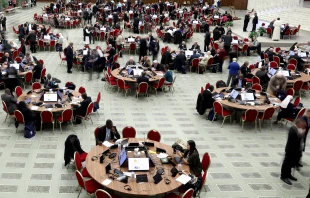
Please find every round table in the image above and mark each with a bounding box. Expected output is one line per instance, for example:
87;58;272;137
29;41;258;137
111;67;164;83
213;87;281;111
86;138;190;196
17;89;81;112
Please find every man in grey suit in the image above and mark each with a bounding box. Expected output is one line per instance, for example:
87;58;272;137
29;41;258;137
1;88;18;114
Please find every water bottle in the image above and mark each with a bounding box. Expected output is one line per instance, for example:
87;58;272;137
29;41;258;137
178;163;182;171
118;143;121;152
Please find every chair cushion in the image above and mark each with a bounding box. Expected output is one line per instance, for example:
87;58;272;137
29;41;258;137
222;109;232;116
82;167;91;177
80;152;88;162
85;178;102;194
302;85;309;90
163;192;180;198
124;85;130;90
57;115;63;122
110;81;117;86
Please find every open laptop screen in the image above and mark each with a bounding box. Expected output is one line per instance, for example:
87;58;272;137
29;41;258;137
128;158;149;171
44;93;58;102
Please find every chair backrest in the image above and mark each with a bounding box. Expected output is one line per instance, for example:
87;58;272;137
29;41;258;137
205;83;210;90
296;108;306;119
273;56;280;65
207;57;213;66
157;77;166;89
252;76;260;84
61;109;73;122
32;82;41;90
182;188;194;198
25;72;33;82
113;54;118;63
78;86;86;94
244;109;258;122
287;64;296;71
293;80;303;92
192;58;199;67
15;86;23;97
201;152;211;173
289;58;297;66
41;68;46;79
14;110;25;124
293;96;300;107
122;126;136;138
147;130;161;142
117;79;126;89
2;101;8;114
270;61;278;68
200;87;204;94
266;27;272;34
252;83;262;91
96;92;101;104
50;40;56;46
130;43;136;50
213;101;223;115
85;102;94;117
242;44;248;51
75;170;85;190
40;110;54;123
95;189;112;198
137;82;148;93
94;126;102;143
261;107;275;120
286;88;295;96
15;57;22;63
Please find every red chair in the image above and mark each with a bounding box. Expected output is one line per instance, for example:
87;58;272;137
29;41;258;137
283;108;306;125
76;170;101;198
15;86;23;97
147;130;161;142
252;76;260;84
266;27;272;37
273;56;280;66
269;61;278;69
163;188;194;198
49;40;56;51
205;83;210;90
275;47;281;53
151;77;165;95
66;20;71;29
293;80;303;97
38;40;46;51
286;88;295;96
40;110;55;133
112;54;118;64
243;38;249;42
213;101;232;128
249;64;255;70
200;87;204;94
15;57;22;63
240;44;248;56
190;58;200;73
257;107;275;131
293;96;300;108
240;109;258;132
287;64;296;71
252;83;262;91
59;51;66;66
105;74;117;91
302;82;310;94
78;86;86;94
129;43;136;54
139;25;145;34
283;28;291;39
74;151;89;176
57;109;74;132
100;32;105;41
95;92;101;116
289;58;297;66
40;68;46;82
136;82;148;99
2;101;14;126
165;76;176;93
95;189;121;198
76;102;94;128
14;110;25;133
32;82;41;90
122;126;136;138
117;79;131;97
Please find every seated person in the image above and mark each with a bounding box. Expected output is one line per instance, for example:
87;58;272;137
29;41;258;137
137;71;149;84
151;60;164;71
176;140;202;176
266;48;276;61
247;36;261;56
301;41;310;52
125;57;136;66
1;53;12;63
289;50;305;71
74;93;92;124
267;73;287;95
96;119;120;144
189;50;201;65
44;73;61;88
231;74;246;88
198;51;213;68
140;56;150;67
258;58;270;68
281;23;290;39
23;52;34;63
1;88;18;114
18;101;41;130
164;65;173;84
203;85;215;109
178;41;187;50
190;41;200;51
255;66;270;89
240;61;252;78
9;40;18;49
274;96;299;124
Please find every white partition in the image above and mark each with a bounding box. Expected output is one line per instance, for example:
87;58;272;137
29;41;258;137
247;0;303;15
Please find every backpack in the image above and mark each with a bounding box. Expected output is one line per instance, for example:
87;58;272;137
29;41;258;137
181;65;187;74
207;107;217;121
276;90;286;101
24;122;35;138
216;80;226;88
66;82;76;90
93;102;99;112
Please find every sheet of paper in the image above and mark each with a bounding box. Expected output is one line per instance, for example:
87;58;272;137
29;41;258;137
176;174;191;185
47;108;53;111
157;153;168;158
101;179;112;186
30;95;37;98
31;106;39;110
103;141;114;147
123;172;136;178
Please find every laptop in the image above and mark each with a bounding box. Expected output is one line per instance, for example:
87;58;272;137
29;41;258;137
128;158;149;171
136;174;148;183
10;63;20;70
128;67;133;75
44;93;58;102
118;148;127;167
229;89;239;99
240;92;255;101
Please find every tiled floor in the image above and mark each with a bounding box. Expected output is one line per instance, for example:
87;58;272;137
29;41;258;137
0;3;310;198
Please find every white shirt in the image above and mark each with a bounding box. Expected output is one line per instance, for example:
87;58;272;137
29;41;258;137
105;128;111;141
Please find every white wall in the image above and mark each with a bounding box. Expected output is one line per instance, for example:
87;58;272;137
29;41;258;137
247;0;303;15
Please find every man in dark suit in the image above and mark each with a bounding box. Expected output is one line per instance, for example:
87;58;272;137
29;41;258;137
1;53;12;63
190;42;200;51
106;44;116;62
203;85;215;109
1;88;18;114
252;13;258;31
50;2;54;13
281;118;306;185
139;38;147;61
289;50;305;71
204;31;211;52
18;23;25;42
74;93;92;124
96;119;120;144
189;50;201;65
133;16;139;34
28;30;37;53
255;66;270;89
266;48;276;61
213;26;221;41
302;110;310;152
137;71;149;84
66;42;73;73
231;74;246;88
151;60;164;71
179;41;187;50
281;23;290;39
243;13;250;32
223;33;232;52
174;50;186;72
161;47;173;69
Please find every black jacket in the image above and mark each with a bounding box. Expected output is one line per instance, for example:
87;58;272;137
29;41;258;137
33;63;43;79
302;115;310;151
66;46;73;61
137;76;149;84
139;39;148;57
28;32;36;42
285;126;303;155
97;125;120;144
19;25;25;36
205;32;211;43
244;14;250;23
255;70;269;87
224;35;232;47
253;16;258;24
75;97;92;116
190;44;200;51
179;43;187;50
161;51;172;65
203;90;215;109
64;134;85;166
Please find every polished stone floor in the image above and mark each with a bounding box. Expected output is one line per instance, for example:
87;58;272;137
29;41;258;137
0;3;310;198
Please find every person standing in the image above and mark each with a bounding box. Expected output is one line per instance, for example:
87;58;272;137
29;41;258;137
243;13;250;32
280;118;306;185
139;38;147;61
272;18;281;41
204;31;211;52
226;58;240;86
1;14;6;31
28;30;37;53
302;110;310;151
66;42;73;74
252;13;258;32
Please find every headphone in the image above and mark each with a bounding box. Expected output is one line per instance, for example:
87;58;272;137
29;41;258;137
124;185;132;191
91;156;98;161
164;177;171;184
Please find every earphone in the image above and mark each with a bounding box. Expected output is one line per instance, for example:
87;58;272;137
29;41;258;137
124;185;132;191
164;177;171;184
91;156;98;161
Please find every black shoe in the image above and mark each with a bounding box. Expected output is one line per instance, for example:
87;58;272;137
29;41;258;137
281;177;292;185
288;175;297;181
67;71;72;73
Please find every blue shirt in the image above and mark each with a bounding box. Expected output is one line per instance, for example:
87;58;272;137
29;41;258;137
164;70;173;83
237;79;242;88
228;62;240;75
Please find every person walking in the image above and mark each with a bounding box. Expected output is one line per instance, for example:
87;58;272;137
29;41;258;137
226;58;240;86
66;42;74;74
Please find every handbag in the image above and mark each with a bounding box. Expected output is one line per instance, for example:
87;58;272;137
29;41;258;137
24;122;35;138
